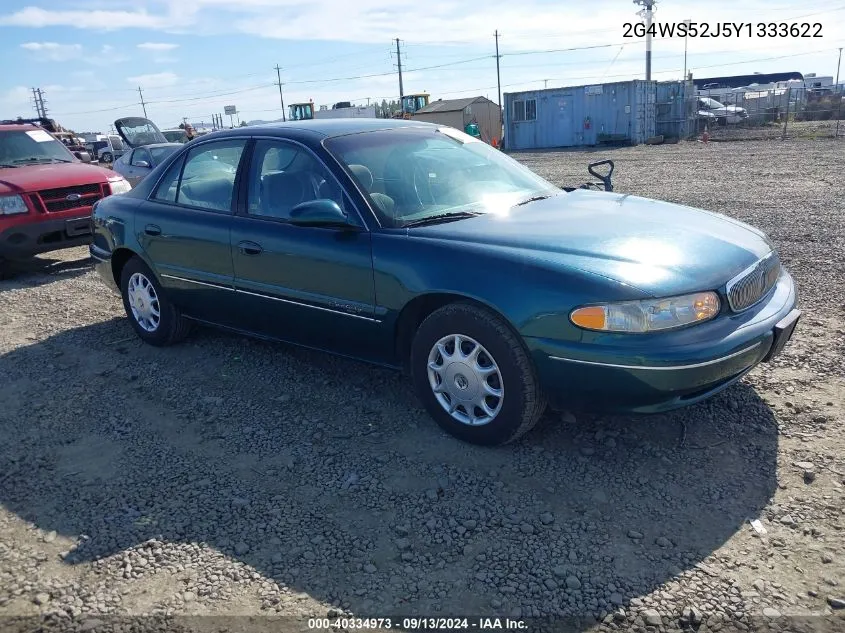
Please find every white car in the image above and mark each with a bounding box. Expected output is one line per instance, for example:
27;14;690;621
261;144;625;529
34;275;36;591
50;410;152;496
697;97;749;125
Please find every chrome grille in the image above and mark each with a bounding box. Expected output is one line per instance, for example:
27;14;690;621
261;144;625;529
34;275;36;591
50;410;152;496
726;252;781;312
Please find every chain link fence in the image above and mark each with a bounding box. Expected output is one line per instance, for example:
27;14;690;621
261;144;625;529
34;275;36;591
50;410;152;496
687;85;844;141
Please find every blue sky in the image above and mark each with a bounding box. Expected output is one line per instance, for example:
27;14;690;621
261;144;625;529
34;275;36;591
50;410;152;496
1;0;843;132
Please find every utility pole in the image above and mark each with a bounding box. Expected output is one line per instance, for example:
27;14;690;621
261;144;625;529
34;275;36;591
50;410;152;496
836;47;842;139
633;0;656;81
274;65;287;122
494;30;502;139
682;18;691;81
31;88;47;118
138;86;147;118
395;38;404;99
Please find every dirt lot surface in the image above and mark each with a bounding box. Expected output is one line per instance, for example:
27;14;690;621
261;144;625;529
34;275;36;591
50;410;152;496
1;139;843;633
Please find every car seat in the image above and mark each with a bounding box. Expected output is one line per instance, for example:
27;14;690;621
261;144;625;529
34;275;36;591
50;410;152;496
348;164;395;218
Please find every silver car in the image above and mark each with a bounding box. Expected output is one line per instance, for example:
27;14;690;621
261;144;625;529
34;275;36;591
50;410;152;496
112;143;181;187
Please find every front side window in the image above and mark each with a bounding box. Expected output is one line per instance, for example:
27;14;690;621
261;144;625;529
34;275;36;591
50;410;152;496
151;139;246;212
131;148;151;166
246;139;346;221
324;127;560;228
0;129;74;167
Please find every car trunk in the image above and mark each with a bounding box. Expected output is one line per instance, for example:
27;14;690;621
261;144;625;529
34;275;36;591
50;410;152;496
114;116;169;149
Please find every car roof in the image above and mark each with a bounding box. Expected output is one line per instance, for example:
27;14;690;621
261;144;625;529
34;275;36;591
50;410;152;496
0;123;42;132
245;118;437;137
137;142;183;149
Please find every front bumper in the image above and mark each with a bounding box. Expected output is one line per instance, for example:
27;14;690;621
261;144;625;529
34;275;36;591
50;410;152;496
528;271;799;413
90;243;119;293
0;215;93;259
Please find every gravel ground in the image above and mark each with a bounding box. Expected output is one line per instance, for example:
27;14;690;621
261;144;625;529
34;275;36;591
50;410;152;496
0;138;843;633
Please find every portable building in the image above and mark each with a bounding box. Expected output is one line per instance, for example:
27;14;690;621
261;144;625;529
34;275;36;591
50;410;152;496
412;97;501;144
503;80;663;150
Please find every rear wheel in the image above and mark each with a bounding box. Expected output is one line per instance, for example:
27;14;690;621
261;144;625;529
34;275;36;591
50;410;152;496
101;152;113;163
119;256;192;346
410;303;546;446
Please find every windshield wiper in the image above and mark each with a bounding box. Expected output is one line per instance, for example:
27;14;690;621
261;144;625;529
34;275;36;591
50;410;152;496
402;211;484;228
514;194;553;207
13;157;71;164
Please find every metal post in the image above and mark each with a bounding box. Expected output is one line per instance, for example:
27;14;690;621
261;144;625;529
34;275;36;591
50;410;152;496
274;65;286;122
138;86;147;118
836;48;842;139
782;86;791;140
683;19;691;81
634;0;655;80
495;30;502;144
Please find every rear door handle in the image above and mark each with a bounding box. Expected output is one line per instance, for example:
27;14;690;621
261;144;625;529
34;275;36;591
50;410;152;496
144;224;161;236
238;240;263;255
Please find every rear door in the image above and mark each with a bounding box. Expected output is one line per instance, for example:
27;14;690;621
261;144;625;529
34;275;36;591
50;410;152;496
137;137;248;323
114;116;169;149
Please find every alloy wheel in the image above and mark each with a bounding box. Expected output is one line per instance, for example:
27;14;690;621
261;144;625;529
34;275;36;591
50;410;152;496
426;333;504;426
126;272;161;332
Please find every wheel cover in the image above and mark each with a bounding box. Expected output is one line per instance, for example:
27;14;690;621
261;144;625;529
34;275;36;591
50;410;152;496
127;272;161;333
427;333;504;426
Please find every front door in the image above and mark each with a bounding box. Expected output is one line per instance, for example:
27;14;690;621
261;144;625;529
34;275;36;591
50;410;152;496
138;137;248;323
229;139;381;360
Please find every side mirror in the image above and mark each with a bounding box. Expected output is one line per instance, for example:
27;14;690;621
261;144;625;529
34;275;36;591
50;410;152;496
133;160;150;168
289;199;355;228
74;151;91;163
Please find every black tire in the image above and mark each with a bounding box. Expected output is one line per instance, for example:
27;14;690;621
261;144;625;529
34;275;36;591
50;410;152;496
102;152;113;163
716;117;727;127
410;303;546;446
119;256;192;346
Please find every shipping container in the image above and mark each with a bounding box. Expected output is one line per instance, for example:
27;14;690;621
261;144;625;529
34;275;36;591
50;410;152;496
504;80;662;150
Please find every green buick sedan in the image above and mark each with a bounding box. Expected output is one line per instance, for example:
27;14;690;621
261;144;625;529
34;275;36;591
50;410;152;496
90;118;800;446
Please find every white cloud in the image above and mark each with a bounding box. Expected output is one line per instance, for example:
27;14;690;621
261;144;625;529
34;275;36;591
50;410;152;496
0;6;170;30
137;42;179;51
20;41;83;61
127;71;180;88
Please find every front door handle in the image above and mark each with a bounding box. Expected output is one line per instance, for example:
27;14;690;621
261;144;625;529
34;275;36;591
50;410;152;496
238;240;263;255
144;224;161;236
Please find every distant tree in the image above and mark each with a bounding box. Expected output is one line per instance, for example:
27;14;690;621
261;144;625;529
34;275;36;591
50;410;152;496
178;122;185;129
239;121;248;127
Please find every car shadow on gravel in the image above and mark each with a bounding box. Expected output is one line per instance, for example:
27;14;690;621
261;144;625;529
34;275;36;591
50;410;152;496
0;254;92;288
0;319;779;626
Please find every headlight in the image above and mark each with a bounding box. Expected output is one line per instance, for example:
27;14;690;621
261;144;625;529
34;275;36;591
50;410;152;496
0;194;29;215
570;291;721;333
108;178;132;195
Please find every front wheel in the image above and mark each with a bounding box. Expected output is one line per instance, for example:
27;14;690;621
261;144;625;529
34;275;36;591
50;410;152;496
119;256;192;346
410;303;546;446
101;152;113;163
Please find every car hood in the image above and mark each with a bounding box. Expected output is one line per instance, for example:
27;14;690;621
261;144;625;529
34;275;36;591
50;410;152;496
409;189;773;297
0;162;114;195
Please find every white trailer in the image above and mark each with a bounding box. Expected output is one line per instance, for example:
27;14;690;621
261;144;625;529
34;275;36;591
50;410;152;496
314;105;376;119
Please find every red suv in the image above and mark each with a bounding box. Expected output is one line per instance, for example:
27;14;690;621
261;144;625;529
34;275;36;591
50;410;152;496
0;122;131;268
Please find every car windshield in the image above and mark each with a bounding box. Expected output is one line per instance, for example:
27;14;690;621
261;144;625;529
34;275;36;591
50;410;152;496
163;130;188;143
700;97;725;109
0;129;75;166
324;127;560;228
150;145;179;163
